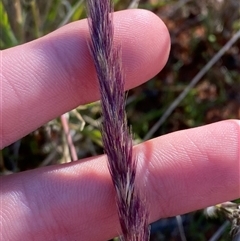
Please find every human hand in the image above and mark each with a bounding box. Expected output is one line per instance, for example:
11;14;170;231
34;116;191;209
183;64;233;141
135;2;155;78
1;9;239;241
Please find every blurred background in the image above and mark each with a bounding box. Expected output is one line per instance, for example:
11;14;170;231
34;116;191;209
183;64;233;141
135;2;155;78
1;0;240;240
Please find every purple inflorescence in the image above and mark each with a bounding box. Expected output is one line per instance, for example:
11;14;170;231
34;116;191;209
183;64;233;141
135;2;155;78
86;0;149;240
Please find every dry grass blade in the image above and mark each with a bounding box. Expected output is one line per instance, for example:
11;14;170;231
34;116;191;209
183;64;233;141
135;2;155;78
143;29;240;141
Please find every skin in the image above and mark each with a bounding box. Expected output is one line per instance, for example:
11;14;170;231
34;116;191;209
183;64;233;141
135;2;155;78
0;9;239;241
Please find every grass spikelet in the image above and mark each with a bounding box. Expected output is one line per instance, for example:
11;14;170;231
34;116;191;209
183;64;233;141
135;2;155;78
86;1;150;240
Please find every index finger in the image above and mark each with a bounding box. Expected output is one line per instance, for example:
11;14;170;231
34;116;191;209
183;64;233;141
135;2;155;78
1;9;170;148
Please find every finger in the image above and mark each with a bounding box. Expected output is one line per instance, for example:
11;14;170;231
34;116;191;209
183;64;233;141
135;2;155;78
1;9;170;148
1;120;239;241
